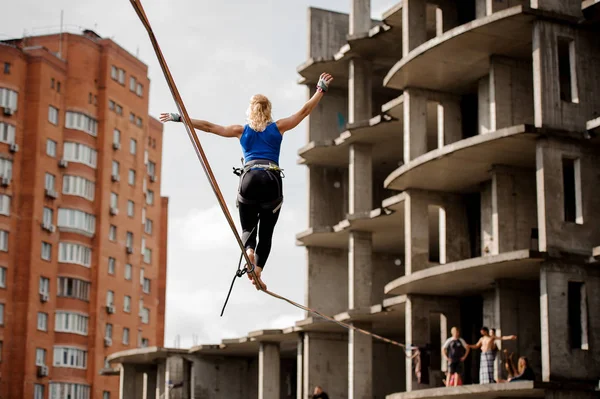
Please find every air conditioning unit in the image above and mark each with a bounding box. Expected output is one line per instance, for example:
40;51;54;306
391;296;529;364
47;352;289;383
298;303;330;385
109;207;118;216
41;222;55;233
111;174;120;182
106;304;115;314
126;246;133;254
3;108;14;116
37;365;49;377
58;159;68;168
45;189;58;199
104;337;113;347
9;143;18;153
112;142;120;150
39;292;49;303
1;177;9;187
150;175;156;182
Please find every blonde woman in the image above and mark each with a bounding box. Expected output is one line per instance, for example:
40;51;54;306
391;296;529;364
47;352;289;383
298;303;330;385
160;72;333;289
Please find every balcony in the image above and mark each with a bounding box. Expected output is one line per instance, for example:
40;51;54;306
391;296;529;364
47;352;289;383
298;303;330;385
386;381;544;399
385;249;546;297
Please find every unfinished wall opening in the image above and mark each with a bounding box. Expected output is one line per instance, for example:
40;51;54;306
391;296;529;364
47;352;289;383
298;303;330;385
557;37;579;103
461;93;478;139
465;193;482;258
429;312;445;373
428;205;445;264
562;157;583;224
426;101;442;152
568;281;589;350
426;4;439;40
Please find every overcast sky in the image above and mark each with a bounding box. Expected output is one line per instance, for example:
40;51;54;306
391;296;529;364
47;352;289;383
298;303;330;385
4;0;398;348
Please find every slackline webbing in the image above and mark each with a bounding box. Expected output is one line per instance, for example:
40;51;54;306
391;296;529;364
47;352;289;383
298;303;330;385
129;0;417;357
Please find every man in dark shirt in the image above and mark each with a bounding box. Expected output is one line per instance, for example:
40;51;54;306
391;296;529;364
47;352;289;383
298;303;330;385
313;386;329;399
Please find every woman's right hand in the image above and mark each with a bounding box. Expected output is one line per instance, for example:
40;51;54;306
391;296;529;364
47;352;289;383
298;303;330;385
159;112;181;123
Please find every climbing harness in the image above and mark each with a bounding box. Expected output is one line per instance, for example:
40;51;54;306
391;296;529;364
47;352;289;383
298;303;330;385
129;0;417;358
233;158;285;213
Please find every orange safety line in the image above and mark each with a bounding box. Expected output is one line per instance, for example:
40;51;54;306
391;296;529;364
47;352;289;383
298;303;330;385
129;0;417;358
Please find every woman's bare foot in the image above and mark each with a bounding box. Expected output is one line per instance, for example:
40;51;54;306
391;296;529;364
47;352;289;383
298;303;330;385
250;266;267;291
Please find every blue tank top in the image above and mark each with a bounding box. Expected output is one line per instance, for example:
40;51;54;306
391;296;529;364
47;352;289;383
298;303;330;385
240;122;282;165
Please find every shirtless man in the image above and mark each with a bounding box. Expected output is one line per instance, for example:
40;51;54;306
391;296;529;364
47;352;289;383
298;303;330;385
469;326;517;384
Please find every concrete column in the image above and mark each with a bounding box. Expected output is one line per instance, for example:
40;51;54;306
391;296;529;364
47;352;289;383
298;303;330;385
350;0;370;36
349;144;372;214
349;231;372;309
349;322;373;399
441;99;462;146
481;181;494;256
404;191;429;275
402;0;428;57
120;364;142;399
156;361;166;399
307;248;348;316
303;332;348;398
183;360;192;399
530;0;582;17
146;368;157;399
478;76;493;134
349;59;372;123
259;342;281;399
296;334;304;399
403;89;428;164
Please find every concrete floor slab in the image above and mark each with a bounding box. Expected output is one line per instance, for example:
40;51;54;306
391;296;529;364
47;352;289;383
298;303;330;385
297;57;349;86
382;1;402;28
385;250;545;297
583;0;600;20
297;140;348;167
335;24;402;68
384;125;539;192
587;116;600;133
107;347;188;365
333;296;407;336
593;246;600;260
386;381;543;399
382;94;405;120
384;6;536;93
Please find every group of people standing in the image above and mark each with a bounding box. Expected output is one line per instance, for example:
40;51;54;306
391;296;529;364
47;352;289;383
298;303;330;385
442;326;534;386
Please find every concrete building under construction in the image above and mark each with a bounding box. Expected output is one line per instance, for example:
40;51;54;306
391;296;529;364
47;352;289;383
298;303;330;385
108;0;600;398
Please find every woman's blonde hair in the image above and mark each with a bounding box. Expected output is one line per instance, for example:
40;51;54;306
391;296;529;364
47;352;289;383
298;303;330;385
246;94;272;132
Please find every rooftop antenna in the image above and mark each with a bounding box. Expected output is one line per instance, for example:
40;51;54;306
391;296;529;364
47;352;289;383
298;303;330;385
58;10;64;58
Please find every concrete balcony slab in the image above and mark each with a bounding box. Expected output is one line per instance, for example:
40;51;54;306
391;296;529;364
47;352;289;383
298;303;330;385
334;24;402;68
587;116;600;134
593;246;600;260
297;57;349;86
386;381;544;399
295;316;347;333
297;194;406;253
583;0;600;20
385;250;546;297
384;125;539;193
384;6;536;93
107;346;188;365
382;2;403;28
297;140;348;167
334;295;407;336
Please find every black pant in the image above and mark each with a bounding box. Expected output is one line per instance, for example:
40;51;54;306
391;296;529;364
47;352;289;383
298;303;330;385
238;168;282;268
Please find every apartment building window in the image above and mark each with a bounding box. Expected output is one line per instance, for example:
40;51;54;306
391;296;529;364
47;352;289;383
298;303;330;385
56;81;61;93
35;348;46;366
111;65;125;85
58;242;92;267
34;384;44;399
124;295;131;312
65;111;98;137
63;142;98;168
125;263;132;280
147;160;156;178
0;88;18;111
136;117;142;127
113;129;120;145
39;277;50;295
0;194;10;216
116;104;123;115
57;208;96;235
557;37;579;103
0;159;11;180
126;232;133;249
45;173;55;191
53;346;87;369
55;311;89;335
46;139;57;157
108;257;116;275
129;76;136;91
109;100;115;110
105;323;113;339
49;383;90;399
146;189;154;205
562;158;583;224
41;242;52;261
142;278;150;293
57;277;90;301
144;218;153;235
127;200;134;217
112;160;120;179
136;83;143;97
122;328;130;345
63;175;95;201
106;290;114;306
0;230;7;252
143;248;152;264
130;138;137;154
0;122;15;145
3;62;9;74
110;192;118;209
48;106;59;125
141;308;149;324
109;225;117;241
43;207;53;226
51;78;55;89
0;304;3;325
568;281;589;350
37;312;48;331
128;170;135;186
129;112;135;123
0;267;5;288
140;268;144;285
141;338;149;347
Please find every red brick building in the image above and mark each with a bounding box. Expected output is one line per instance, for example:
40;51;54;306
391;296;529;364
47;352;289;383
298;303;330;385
0;29;167;399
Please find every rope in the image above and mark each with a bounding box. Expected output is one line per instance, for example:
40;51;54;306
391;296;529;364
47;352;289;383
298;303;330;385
129;0;417;359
